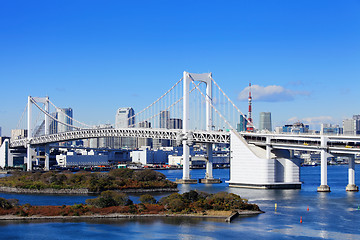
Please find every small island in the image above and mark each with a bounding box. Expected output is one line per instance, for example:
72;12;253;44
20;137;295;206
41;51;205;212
0;190;262;222
0;169;178;194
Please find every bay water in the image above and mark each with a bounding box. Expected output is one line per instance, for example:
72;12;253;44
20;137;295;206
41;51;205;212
0;165;359;239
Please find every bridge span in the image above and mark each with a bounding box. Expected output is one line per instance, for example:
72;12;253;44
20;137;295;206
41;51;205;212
3;71;360;192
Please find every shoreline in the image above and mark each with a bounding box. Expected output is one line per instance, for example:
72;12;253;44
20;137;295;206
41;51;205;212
0;186;179;195
0;210;264;222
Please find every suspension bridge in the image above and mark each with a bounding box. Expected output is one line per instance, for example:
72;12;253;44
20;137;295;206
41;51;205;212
4;71;360;191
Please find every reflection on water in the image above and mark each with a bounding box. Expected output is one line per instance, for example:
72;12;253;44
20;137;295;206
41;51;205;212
0;165;359;239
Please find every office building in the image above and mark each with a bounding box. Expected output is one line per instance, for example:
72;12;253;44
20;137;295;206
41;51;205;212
282;122;309;134
159;110;170;129
154;111;171;149
57;108;73;133
169;118;182;146
137;121;152;148
11;129;28;140
343;115;360;135
115;107;136;149
321;124;343;135
168;118;182;129
259;112;272;132
236;115;247;132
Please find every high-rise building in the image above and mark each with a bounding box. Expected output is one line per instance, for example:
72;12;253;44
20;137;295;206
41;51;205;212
115;107;135;128
168;118;182;130
11;129;27;140
343;115;360;135
115;107;136;149
137;121;152;148
160;111;170;129
57;108;73;133
0;127;2;137
259;112;272;132
168;118;183;147
97;124;114;148
237;115;247;132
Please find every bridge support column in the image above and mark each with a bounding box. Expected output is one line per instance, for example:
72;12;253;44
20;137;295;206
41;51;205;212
266;136;271;160
176;71;197;184
26;144;32;171
44;144;50;171
200;143;221;184
27;96;32;171
317;136;330;192
346;156;358;192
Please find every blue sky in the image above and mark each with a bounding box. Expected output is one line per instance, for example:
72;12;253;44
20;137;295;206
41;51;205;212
1;0;359;135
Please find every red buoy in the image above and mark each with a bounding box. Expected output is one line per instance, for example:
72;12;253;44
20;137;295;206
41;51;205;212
300;216;303;223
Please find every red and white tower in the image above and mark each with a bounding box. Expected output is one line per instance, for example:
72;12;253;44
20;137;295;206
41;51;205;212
247;82;254;132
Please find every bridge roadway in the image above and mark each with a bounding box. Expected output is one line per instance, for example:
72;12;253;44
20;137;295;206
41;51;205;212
9;127;230;148
10;128;360;153
10;128;360;155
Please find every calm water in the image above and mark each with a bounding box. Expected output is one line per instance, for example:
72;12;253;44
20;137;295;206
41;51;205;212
0;165;359;239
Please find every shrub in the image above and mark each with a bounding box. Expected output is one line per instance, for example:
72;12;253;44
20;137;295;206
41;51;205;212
0;197;15;209
133;169;165;181
108;169;134;179
85;191;133;208
167;198;186;212
139;194;157;204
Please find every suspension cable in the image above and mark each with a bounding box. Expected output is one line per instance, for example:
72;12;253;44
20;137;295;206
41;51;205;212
191;80;237;132
210;76;256;129
31;98;82;130
48;99;94;128
16;103;28;130
129;82;200;128
128;77;183;124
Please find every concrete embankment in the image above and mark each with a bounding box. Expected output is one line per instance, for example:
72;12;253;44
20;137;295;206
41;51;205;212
0;186;178;195
0;211;264;222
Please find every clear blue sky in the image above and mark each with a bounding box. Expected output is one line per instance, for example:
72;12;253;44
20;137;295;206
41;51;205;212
1;0;359;136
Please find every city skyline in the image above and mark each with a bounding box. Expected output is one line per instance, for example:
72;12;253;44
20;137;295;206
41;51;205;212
1;1;360;136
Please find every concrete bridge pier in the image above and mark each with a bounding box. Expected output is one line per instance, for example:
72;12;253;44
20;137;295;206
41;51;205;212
200;143;221;184
26;144;32;171
317;136;330;192
346;156;359;192
44;144;50;171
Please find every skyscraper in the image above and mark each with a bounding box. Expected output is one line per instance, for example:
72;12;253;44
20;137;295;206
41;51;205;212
115;107;136;149
57;108;73;133
237;115;248;132
137;121;152;148
259;112;272;132
343;115;360;135
159;110;170;129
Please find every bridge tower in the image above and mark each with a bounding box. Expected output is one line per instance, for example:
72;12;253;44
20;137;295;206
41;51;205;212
26;96;50;171
177;71;220;184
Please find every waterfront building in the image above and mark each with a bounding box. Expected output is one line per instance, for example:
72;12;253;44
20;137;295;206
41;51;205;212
236;115;247;132
115;107;136;149
282;122;309;134
259;112;272;132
